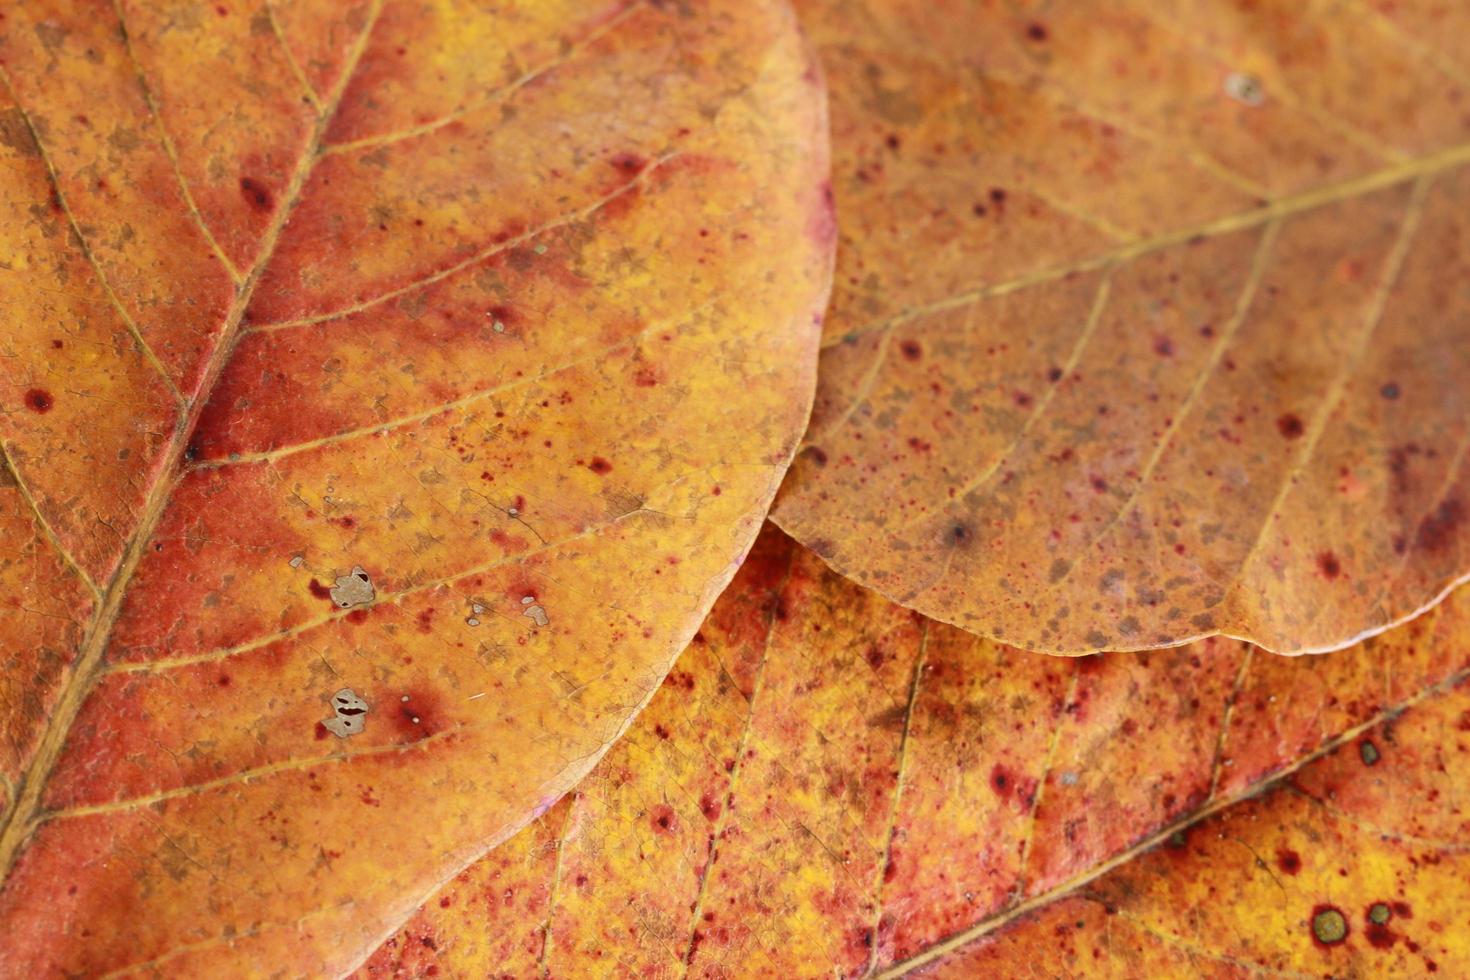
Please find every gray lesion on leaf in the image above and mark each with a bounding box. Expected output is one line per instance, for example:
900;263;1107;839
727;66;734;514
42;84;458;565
1224;72;1265;106
521;594;550;627
322;687;369;738
330;565;375;608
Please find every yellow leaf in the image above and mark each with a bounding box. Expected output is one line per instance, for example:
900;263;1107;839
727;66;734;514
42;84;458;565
0;1;830;973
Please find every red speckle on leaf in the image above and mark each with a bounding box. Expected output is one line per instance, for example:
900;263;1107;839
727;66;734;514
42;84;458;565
588;457;613;475
899;340;922;361
307;580;334;603
1153;336;1175;357
650;804;677;834
1317;552;1341;579
1277;848;1302;875
699;792;722;822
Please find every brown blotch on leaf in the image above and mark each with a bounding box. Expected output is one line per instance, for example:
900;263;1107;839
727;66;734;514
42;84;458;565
23;388;53;413
1414;499;1464;554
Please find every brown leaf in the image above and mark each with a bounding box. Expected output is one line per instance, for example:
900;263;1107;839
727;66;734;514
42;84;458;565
0;1;830;973
772;0;1470;654
354;524;1470;976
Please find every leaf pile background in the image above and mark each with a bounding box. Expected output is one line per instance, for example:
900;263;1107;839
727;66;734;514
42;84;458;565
358;526;1470;977
0;0;1467;977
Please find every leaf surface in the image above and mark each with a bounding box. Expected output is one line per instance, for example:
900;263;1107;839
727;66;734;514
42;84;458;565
354;525;1470;977
0;1;830;973
771;0;1470;653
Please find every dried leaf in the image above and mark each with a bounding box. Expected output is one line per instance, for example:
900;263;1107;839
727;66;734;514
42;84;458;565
914;685;1470;978
0;1;830;973
772;0;1470;654
355;525;1470;976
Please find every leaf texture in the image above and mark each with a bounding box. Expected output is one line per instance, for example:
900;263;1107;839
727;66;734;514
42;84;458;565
770;0;1470;654
0;0;831;973
354;524;1470;977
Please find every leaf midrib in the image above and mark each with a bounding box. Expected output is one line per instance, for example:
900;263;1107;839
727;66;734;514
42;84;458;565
0;0;386;883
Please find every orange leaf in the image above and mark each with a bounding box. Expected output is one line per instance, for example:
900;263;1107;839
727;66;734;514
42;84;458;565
771;0;1470;654
355;524;1470;976
0;1;830;973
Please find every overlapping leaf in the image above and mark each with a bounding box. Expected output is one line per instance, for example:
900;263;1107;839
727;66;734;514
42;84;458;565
771;0;1470;654
355;525;1470;976
0;0;830;973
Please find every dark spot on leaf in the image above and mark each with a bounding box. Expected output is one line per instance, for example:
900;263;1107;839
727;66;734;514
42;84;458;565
1153;336;1174;357
1360;739;1380;766
588;457;613;475
1317;552;1341;579
23;388;52;413
899;339;922;361
1380;382;1400;400
239;176;272;212
1277;413;1305;439
610;152;646;174
650;803;676;834
1277;848;1302;875
1026;21;1048;41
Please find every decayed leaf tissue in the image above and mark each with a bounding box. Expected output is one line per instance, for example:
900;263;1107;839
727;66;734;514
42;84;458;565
0;0;1464;977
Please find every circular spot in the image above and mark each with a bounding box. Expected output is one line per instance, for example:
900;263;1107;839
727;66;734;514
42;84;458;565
1360;740;1381;766
1369;903;1391;925
23;388;53;413
1313;907;1348;945
1380;382;1401;400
